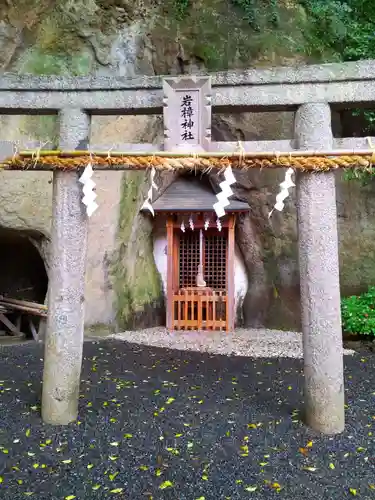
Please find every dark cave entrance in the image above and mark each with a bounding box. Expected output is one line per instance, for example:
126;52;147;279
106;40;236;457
0;227;48;339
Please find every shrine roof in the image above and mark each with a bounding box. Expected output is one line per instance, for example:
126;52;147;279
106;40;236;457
147;176;250;213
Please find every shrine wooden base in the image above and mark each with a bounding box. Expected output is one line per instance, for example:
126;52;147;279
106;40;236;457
172;287;227;331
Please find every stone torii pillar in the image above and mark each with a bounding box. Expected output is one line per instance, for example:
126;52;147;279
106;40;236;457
42;108;91;425
295;103;345;434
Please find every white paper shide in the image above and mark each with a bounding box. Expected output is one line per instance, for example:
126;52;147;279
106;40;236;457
213;165;236;218
269;167;295;217
79;162;98;217
141;167;158;216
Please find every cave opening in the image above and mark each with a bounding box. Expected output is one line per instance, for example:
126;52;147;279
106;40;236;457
0;227;48;339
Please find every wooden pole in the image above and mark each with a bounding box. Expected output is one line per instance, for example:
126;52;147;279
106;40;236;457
166;217;174;331
227;215;235;332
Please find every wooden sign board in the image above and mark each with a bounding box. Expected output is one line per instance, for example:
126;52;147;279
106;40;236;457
163;76;212;152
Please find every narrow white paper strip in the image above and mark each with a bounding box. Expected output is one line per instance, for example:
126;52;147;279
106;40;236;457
214;165;236;218
213;202;226;218
78;162;98;217
141;167;158;216
269;168;295;217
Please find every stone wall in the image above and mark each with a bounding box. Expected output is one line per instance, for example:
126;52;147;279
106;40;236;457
3;105;375;332
1;0;375;331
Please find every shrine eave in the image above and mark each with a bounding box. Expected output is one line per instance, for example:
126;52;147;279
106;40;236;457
151;207;249;213
141;176;250;213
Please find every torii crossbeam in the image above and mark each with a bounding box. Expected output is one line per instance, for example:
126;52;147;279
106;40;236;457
2;62;375;434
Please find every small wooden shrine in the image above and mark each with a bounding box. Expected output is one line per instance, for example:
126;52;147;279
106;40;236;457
144;176;249;331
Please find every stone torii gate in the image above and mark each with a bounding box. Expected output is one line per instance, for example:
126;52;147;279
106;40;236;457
2;60;375;435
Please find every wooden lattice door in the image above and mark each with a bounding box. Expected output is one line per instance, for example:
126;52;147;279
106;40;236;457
173;228;228;331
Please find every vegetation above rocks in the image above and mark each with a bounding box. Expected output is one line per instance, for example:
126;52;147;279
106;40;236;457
171;0;375;63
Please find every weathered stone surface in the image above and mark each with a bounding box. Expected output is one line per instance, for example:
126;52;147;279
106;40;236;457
295;102;344;434
0;171;52;233
42;109;90;425
89;115;165;330
0;21;22;69
2;60;375;111
1;1;375;335
0;139;52;234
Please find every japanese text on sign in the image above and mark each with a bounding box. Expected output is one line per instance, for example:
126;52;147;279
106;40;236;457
180;94;195;141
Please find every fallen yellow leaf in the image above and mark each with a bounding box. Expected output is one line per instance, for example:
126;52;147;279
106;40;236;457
159;480;173;490
245;485;257;492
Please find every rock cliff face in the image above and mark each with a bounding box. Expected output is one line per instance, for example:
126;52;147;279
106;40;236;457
1;1;375;330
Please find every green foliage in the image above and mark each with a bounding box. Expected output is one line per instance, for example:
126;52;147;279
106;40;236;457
343;166;375;184
299;0;375;61
230;0;375;62
296;1;375;183
156;0;311;72
173;0;190;20
230;0;280;30
341;287;375;336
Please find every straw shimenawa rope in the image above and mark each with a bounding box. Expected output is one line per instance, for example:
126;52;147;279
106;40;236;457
1;151;375;171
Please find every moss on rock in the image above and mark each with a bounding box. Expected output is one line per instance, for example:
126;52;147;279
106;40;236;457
150;0;316;72
112;172;164;330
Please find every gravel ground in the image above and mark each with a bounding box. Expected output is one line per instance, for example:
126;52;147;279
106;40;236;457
0;339;373;499
111;328;355;358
